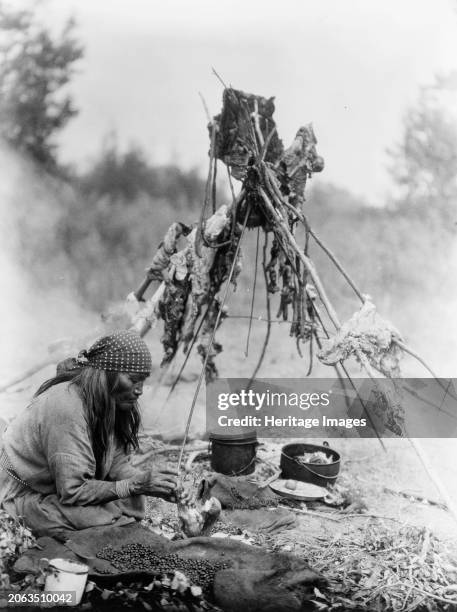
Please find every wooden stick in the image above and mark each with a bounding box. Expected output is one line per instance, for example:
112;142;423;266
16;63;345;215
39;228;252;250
260;127;277;162
211;67;228;89
259;186;341;330
333;361;353;412
263;166;288;206
151;359;174;396
264;168;365;305
158;306;210;414
227;315;316;328
269;167;439;385
265;167;365;310
307;226;365;304
196;123;217;257
383;486;447;510
292;508;341;522
266;163;439;385
198;92;212;123
306;329;313;376
212;156;218;214
130;281;166;336
341;513;404;522
394;339;439;379
261;184;342;331
176;205;251;475
133;222;191;301
252;99;265;149
245;227;260;357
248;232;273;384
0;358;55;393
408;437;457;526
406;583;457;606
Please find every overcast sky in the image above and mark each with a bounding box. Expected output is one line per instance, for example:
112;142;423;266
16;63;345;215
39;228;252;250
36;0;457;204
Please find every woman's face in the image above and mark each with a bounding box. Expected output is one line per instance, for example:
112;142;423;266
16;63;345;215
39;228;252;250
113;372;149;410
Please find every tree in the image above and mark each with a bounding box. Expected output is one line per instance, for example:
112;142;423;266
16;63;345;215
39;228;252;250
80;139;205;210
388;75;457;228
0;4;83;168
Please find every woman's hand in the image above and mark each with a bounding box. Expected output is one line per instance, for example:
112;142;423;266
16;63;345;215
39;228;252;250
128;468;179;502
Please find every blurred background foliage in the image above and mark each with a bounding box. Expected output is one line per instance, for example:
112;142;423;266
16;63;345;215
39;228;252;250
0;1;455;322
0;4;82;170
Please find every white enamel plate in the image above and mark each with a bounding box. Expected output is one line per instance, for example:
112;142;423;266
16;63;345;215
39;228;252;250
270;479;328;501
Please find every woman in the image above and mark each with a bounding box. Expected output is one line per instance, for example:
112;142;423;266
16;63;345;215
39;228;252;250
0;330;180;537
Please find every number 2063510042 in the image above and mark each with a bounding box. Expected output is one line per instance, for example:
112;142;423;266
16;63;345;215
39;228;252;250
4;591;76;606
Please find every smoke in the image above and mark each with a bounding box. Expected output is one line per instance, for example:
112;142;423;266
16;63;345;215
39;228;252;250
0;138;455;436
0;144;99;418
394;238;457;378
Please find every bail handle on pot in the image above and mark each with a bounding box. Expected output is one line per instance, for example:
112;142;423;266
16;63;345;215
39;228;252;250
289;461;338;480
208;429;259;476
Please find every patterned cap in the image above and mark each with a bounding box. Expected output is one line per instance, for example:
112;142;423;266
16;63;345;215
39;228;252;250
77;330;152;374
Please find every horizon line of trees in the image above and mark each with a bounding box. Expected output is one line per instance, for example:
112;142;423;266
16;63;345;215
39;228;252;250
0;2;455;313
1;2;456;218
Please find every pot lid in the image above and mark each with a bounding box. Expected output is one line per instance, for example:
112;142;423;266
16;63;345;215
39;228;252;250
209;428;257;441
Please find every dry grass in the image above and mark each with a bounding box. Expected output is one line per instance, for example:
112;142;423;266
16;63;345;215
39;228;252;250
304;521;457;611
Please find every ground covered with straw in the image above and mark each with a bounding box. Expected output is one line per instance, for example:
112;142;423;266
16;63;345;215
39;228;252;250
265;438;457;611
302;521;457;611
138;438;457;611
1;438;457;611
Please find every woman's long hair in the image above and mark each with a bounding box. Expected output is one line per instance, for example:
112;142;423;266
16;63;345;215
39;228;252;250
35;368;141;477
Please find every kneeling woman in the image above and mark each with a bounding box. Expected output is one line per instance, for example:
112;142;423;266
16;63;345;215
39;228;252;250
0;330;179;537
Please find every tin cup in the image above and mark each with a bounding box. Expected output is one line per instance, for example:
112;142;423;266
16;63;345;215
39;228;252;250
40;558;89;606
